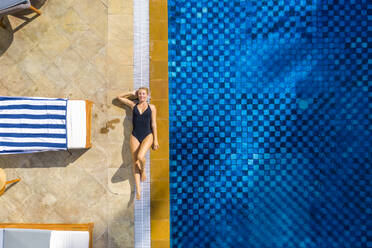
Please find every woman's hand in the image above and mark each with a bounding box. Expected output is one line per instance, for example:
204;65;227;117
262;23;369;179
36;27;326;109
152;140;159;150
127;90;137;100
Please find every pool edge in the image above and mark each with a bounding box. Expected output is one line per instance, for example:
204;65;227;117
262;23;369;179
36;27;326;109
149;0;170;247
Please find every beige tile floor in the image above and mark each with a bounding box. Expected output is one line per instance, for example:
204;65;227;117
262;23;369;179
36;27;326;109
0;0;135;247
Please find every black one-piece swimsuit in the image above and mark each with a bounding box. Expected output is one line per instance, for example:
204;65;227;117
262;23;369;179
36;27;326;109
132;102;152;143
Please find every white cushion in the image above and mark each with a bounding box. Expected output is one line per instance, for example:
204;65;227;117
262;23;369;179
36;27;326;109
66;100;87;149
50;231;89;248
3;229;51;248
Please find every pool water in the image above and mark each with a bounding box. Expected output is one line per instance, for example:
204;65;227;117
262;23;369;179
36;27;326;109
168;0;370;247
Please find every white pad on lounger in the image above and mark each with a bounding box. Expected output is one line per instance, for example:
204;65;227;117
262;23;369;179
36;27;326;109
50;230;89;248
66;100;86;149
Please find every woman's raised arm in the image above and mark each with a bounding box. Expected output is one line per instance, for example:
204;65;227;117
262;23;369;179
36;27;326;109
117;90;137;110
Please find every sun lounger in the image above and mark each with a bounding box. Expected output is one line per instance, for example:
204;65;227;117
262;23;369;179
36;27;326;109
0;0;41;28
0;0;41;15
0;0;30;15
0;96;93;154
0;223;93;248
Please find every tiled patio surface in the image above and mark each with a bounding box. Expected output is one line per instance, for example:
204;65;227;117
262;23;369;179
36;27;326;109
0;0;135;247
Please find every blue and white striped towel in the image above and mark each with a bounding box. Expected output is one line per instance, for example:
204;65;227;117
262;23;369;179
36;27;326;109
0;96;68;154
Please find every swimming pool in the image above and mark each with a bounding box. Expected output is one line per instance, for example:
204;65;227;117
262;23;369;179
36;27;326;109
168;0;370;247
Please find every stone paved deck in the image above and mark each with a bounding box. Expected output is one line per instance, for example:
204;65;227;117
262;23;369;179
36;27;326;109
0;0;135;247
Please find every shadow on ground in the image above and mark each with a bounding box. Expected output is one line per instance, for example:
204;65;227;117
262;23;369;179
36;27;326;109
0;149;88;168
0;19;13;56
110;98;136;208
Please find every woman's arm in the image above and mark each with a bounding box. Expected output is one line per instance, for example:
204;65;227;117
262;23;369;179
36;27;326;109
150;104;159;150
117;90;137;110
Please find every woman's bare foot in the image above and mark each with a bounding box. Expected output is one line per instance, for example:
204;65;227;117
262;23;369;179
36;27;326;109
140;169;147;182
136;185;141;200
136;191;141;200
135;160;142;170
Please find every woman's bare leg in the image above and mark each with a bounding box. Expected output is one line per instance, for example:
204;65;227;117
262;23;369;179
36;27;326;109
136;133;154;182
130;134;141;200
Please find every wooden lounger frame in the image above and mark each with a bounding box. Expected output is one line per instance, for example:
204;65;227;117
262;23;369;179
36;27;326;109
0;223;94;248
85;100;93;148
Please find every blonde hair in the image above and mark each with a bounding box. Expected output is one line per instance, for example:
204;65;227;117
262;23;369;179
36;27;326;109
135;87;150;99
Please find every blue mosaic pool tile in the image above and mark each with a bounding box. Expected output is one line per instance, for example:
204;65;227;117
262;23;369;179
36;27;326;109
168;0;371;247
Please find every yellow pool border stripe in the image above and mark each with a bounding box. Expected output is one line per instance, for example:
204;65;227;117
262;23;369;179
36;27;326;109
149;0;170;247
